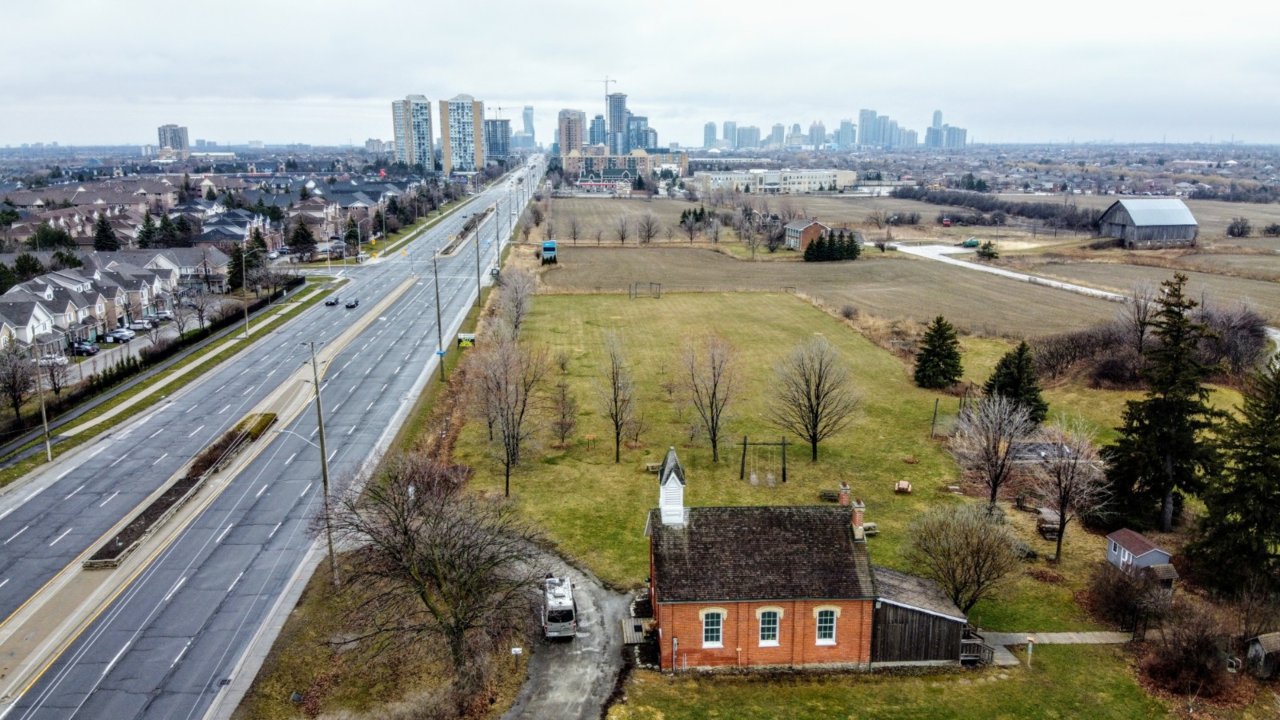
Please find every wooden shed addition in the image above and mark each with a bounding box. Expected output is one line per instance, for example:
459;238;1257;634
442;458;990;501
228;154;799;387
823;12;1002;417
1098;198;1198;249
871;566;967;666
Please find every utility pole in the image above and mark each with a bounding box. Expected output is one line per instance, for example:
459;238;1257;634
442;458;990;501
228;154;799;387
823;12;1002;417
306;341;339;587
241;239;250;339
31;345;52;462
432;252;446;383
474;211;483;309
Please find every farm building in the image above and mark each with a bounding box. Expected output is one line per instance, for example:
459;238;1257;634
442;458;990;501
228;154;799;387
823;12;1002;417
646;448;973;672
1097;198;1198;249
1246;632;1280;679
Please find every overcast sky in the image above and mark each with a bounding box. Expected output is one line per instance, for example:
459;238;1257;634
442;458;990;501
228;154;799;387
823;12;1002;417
4;1;1278;148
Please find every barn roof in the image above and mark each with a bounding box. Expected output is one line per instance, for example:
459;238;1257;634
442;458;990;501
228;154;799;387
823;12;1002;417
649;506;873;603
873;566;965;622
1109;199;1198;227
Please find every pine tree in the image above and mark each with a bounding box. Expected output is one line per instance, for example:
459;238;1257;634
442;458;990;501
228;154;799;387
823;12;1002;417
228;244;246;291
290;222;317;259
1104;273;1220;531
93;213;120;251
983;341;1048;423
848;231;861;260
1189;360;1280;590
136;210;156;248
914;316;964;389
157;214;178;247
804;235;817;262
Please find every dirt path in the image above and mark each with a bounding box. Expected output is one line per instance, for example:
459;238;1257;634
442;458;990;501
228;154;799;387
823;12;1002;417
501;551;631;720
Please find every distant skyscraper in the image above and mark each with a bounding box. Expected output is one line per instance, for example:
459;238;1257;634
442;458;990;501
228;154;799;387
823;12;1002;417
704;122;717;149
391;96;433;169
722;121;737;149
770;124;785;147
809;121;827;147
590;115;607;146
156;124;189;160
858;109;878;147
484;118;511;161
627;115;649;152
523;105;536;143
836;119;856;148
439;94;485;174
557;109;587;156
932;110;943;129
735;126;761;149
606;93;628;153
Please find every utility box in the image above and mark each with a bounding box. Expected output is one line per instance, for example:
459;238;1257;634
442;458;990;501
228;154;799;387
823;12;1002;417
541;240;557;265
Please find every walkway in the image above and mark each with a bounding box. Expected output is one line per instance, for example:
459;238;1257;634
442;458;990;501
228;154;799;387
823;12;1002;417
979;630;1133;666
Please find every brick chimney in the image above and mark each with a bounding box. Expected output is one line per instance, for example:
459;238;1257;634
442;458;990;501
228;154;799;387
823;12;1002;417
851;499;865;538
837;481;851;506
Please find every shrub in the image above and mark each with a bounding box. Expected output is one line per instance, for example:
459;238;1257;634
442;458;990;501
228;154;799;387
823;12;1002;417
1226;217;1252;238
1086;562;1168;628
1143;603;1229;697
1264;223;1280;237
840;305;857;321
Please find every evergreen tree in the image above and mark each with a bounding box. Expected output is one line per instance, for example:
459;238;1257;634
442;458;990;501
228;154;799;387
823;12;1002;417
27;222;75;251
803;235;817;262
93;213;120;251
136;210;157;248
983;341;1048;423
250;227;268;256
1189;360;1280;591
157;214;179;247
914;316;964;389
290;221;317;259
0;263;16;293
13;253;44;281
227;244;246;291
1104;273;1220;531
174;215;194;247
848;230;861;260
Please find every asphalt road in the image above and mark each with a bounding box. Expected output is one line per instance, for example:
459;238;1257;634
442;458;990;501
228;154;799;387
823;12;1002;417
0;158;544;720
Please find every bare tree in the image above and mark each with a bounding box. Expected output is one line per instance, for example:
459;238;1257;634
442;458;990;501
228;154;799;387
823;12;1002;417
498;266;536;337
568;216;582;245
681;214;699;243
739;221;763;259
474;334;547;497
951;394;1036;509
1120;284;1156;355
594;228;603;246
663;223;676;243
44;359;69;397
190;292;214;330
543;219;555;242
865;208;887;229
144;320;163;347
767;337;859;461
906;503;1020;613
0;343;35;419
708;218;722;244
171;304;194;338
615;216;629;245
520;222;532;243
596;333;635;464
529;204;544;227
683;335;736;462
325;452;542;693
637;213;659;244
550;380;578;447
1030;420;1110;561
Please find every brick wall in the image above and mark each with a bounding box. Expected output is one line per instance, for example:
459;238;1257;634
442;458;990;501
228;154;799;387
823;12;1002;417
655;598;873;671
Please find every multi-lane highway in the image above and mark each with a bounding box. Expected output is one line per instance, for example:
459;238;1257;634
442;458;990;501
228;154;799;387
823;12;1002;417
0;157;544;719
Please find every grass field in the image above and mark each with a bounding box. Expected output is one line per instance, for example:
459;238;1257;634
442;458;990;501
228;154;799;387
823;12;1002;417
534;245;1119;337
453;292;1141;632
608;645;1170;720
996;194;1280;241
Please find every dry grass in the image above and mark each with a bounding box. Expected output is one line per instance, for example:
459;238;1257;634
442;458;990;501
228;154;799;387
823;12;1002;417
534;245;1119;337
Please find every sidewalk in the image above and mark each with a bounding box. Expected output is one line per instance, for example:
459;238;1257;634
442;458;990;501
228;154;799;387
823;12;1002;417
979;630;1132;667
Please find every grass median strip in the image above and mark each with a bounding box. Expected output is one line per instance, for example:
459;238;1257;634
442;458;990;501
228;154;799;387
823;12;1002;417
0;281;340;490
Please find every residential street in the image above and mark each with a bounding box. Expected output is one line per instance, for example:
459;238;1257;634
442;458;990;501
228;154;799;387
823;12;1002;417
502;553;630;720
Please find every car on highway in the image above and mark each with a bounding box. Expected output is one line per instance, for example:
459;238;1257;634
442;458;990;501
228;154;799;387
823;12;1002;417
71;341;99;356
325;297;341;306
345;299;359;309
37;354;68;367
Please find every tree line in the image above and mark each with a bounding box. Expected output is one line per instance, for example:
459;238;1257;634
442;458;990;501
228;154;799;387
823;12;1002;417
892;186;1104;231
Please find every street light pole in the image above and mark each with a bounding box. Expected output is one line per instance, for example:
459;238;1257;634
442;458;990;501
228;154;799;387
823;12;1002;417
30;345;52;462
432;252;445;383
474;212;483;309
241;239;250;340
305;340;339;587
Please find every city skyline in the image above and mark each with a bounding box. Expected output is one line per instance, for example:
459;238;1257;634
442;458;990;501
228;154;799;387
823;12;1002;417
2;1;1278;147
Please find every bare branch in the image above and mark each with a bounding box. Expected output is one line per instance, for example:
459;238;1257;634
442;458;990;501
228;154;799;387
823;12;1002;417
951;394;1036;508
906;504;1020;613
596;333;635;464
683;335;736;462
767;337;859;461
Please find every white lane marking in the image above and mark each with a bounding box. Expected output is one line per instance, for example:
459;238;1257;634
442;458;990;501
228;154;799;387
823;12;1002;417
4;525;29;544
0;508;11;522
99;491;119;507
380;383;388;392
187;424;205;438
403;352;411;361
365;401;374;412
109;454;127;468
238;367;250;376
49;527;73;546
332;402;343;413
55;467;74;481
255;483;267;498
267;522;281;540
89;446;106;458
162;576;187;602
185;405;197;414
148;429;163;440
285;452;297;466
24;490;39;503
219;404;231;414
228;571;244;592
216;523;233;543
171;639;192;668
102;643;129;677
348;384;356;394
137;413;154;426
364;367;371;376
341;360;351;371
242;386;253;396
63;483;86;500
216;384;228;393
299;482;312;498
346;426;355;436
0;578;8;590
152;452;169;466
328;449;337;462
394;365;402;375
266;368;276;379
321;382;329;392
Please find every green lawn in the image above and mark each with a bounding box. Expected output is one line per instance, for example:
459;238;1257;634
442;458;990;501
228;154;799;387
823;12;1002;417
607;645;1168;720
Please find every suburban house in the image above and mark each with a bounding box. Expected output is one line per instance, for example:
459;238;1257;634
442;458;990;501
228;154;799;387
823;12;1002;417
646;448;972;672
783;219;830;251
1097;198;1198;249
1105;528;1178;591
